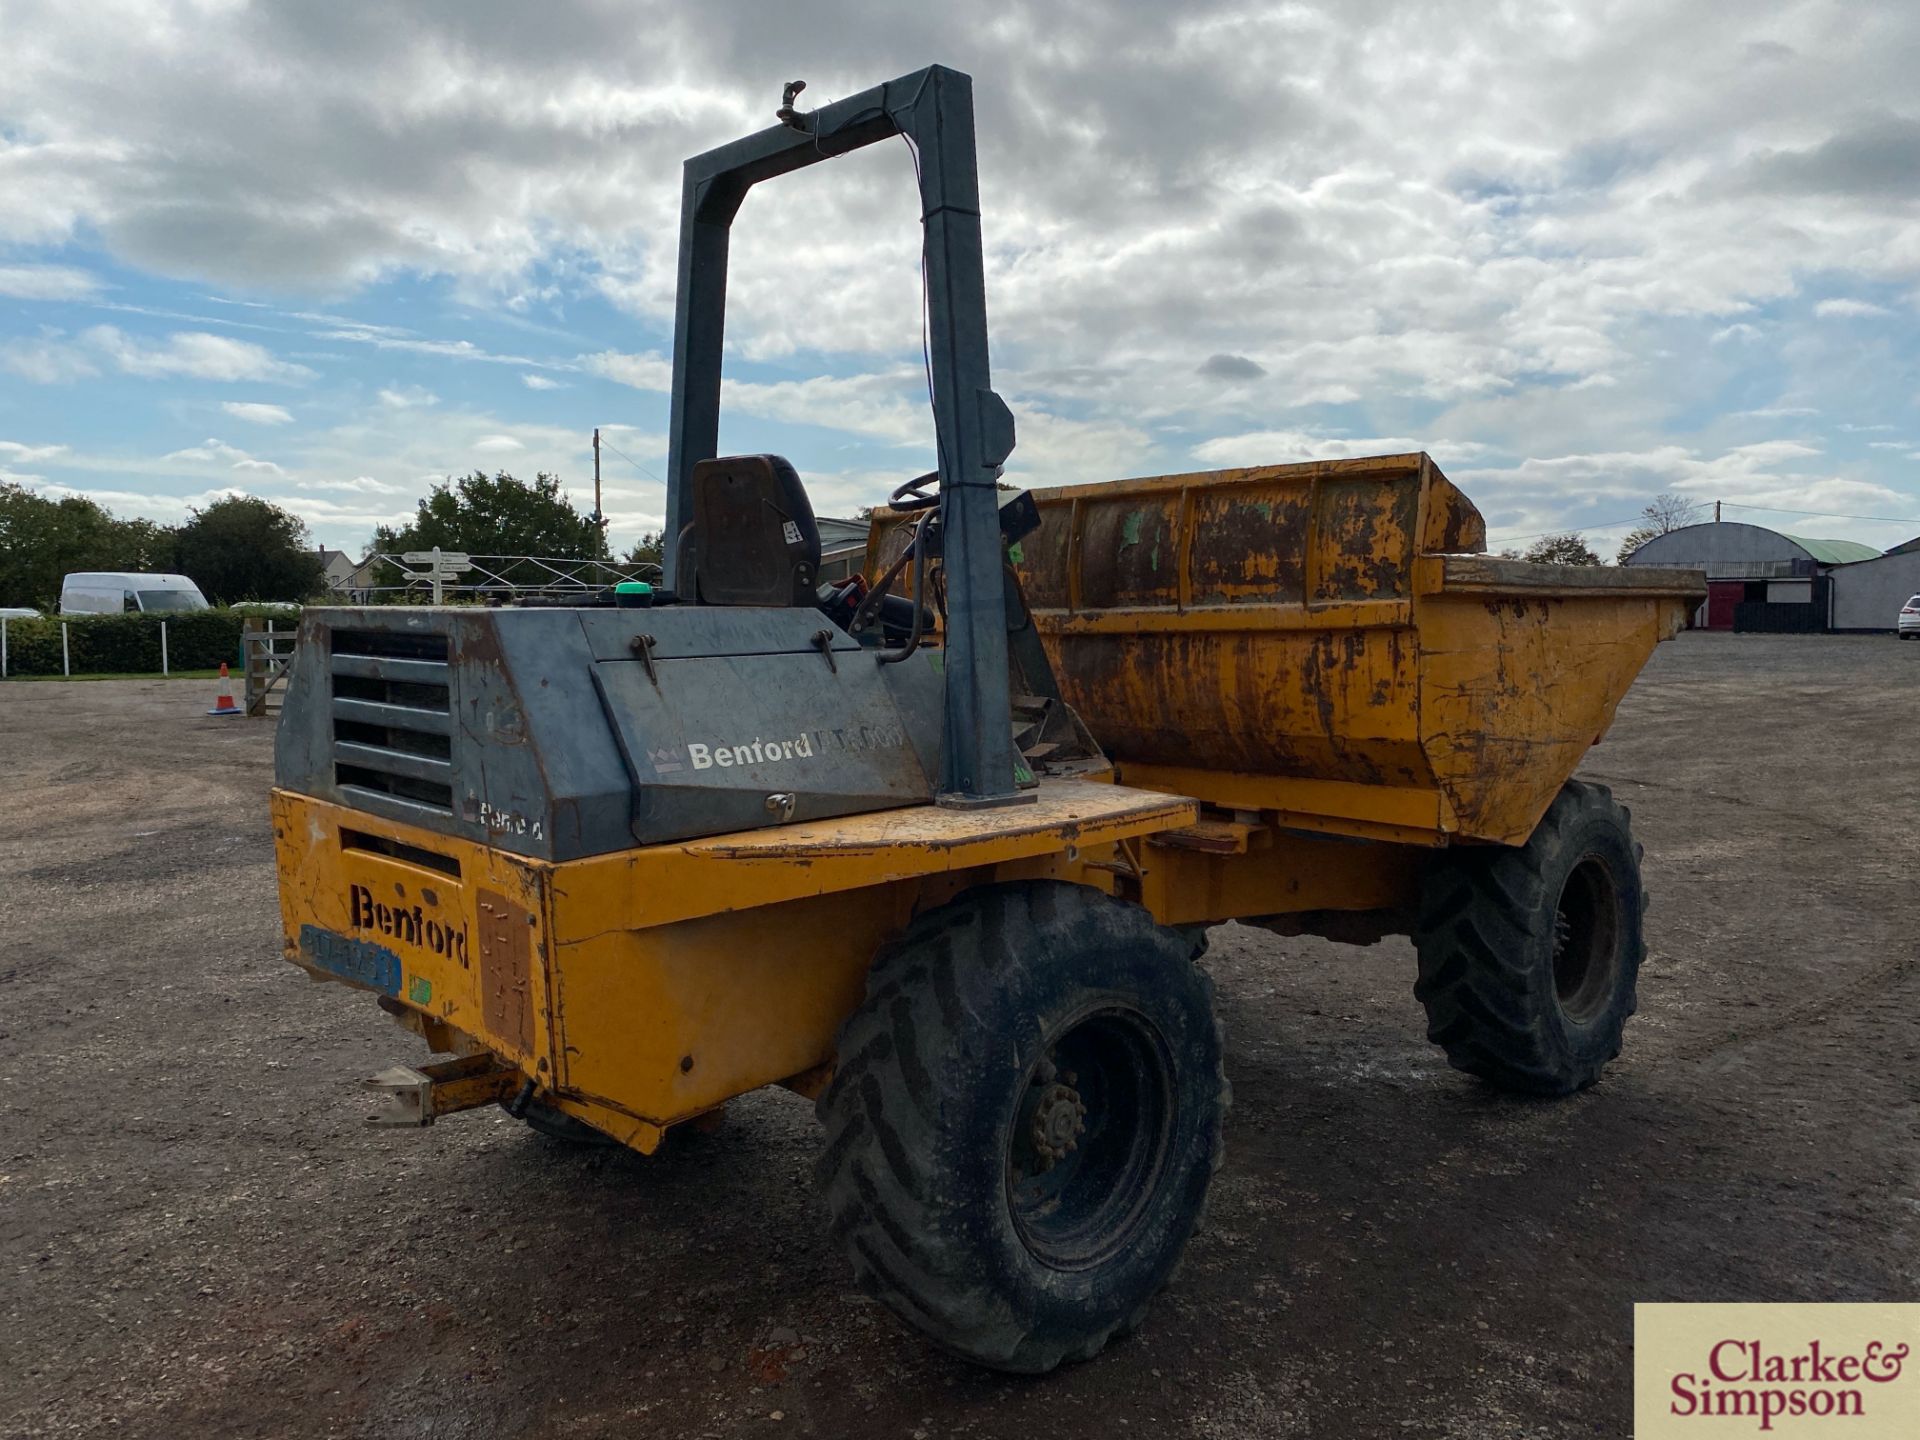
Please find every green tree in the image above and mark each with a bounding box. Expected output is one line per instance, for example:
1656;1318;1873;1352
1522;532;1604;566
0;483;177;609
623;531;666;568
173;495;327;603
375;471;609;562
113;517;178;572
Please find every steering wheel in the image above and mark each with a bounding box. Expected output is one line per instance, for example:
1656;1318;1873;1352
889;470;942;512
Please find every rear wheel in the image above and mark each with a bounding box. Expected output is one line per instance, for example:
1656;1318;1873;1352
1413;780;1645;1095
816;881;1227;1372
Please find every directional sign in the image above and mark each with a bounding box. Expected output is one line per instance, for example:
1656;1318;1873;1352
402;549;470;571
400;547;470;604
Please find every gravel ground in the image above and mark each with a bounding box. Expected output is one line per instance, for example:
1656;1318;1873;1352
2;631;1915;1438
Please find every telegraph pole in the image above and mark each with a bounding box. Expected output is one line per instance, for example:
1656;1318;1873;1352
592;427;605;530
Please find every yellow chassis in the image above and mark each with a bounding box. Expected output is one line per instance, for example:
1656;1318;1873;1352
277;779;1194;1149
274;772;1437;1151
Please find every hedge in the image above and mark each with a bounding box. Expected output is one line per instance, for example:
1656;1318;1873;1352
0;608;262;676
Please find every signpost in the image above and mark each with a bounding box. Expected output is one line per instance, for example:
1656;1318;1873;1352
401;548;471;604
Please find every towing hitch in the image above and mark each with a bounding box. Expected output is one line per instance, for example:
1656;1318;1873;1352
362;1054;525;1127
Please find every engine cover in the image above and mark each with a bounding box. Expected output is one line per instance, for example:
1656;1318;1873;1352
275;605;945;861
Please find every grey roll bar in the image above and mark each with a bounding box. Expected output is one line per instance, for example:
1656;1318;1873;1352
662;64;1024;809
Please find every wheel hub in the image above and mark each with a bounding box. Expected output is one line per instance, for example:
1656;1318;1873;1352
1027;1076;1087;1169
1005;1010;1179;1272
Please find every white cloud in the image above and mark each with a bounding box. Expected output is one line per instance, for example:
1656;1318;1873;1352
377;385;439;408
1004;405;1153;489
1458;439;1915;550
315;327;544;367
0;336;99;383
0;440;70;464
164;440;240;463
19;482;251;522
1813;298;1893;319
83;327;314;383
0;264;103;300
1192;430;1493;468
521;373;563;390
221;401;295;426
720;370;931;447
581;350;672;392
13;402;598;549
163;436;286;477
4;2;1920;543
585;350;936;447
472;434;525;454
296;475;405;495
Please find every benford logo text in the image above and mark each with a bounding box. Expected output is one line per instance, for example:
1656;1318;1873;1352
672;723;911;773
688;732;815;770
348;882;470;968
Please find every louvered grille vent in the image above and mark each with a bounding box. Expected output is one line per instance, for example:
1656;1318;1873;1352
328;629;454;814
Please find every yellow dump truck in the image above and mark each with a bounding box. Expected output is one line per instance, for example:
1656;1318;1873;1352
273;450;1700;1369
269;66;1705;1373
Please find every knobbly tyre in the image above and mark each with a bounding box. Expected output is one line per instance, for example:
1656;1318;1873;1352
270;64;1705;1371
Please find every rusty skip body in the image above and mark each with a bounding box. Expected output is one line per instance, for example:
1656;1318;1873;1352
1008;452;1705;846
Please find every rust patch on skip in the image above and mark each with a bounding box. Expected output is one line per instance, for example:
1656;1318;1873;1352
1078;500;1178;609
1312;476;1418;601
1190;490;1310;605
477;888;535;1056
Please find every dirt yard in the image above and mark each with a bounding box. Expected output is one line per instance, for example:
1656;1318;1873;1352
1;632;1915;1439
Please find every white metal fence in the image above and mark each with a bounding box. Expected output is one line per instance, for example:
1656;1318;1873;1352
1;554;668;683
1;616;187;680
339;553;663;603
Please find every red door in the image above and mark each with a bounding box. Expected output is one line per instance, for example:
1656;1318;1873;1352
1705;580;1741;630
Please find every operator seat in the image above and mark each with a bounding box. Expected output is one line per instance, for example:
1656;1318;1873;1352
675;454;821;607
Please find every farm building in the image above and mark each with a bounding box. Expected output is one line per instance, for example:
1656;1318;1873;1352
1625;522;1880;631
817;516;872;585
315;548;362;591
1827;545;1920;632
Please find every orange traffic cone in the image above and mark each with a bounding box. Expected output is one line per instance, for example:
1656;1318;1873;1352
208;661;242;716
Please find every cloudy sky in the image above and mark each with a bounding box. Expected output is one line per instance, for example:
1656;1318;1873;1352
2;0;1917;557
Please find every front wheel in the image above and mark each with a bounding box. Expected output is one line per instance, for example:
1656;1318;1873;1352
1413;780;1645;1095
816;881;1227;1372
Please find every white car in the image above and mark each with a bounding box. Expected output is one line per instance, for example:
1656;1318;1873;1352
1901;595;1920;639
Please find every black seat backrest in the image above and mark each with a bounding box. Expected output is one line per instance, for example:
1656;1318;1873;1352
678;455;821;606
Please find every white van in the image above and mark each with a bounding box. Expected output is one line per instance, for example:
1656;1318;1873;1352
59;572;211;616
